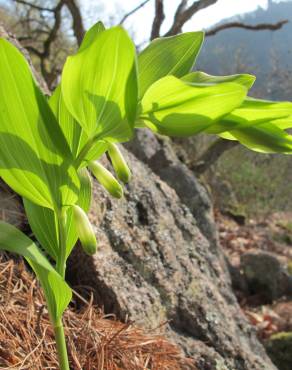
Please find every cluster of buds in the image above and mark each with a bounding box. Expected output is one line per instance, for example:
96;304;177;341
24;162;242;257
74;143;131;255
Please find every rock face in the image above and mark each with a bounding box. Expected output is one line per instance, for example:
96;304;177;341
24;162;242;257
125;130;217;247
68;149;276;370
0;27;277;370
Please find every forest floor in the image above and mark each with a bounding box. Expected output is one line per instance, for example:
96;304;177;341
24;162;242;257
0;254;192;369
217;211;292;341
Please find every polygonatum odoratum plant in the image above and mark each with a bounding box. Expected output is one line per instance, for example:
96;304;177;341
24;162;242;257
0;22;292;369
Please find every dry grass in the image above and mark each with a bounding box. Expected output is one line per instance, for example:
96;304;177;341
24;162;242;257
0;254;194;370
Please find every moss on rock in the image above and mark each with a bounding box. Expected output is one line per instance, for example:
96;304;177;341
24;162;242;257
266;331;292;370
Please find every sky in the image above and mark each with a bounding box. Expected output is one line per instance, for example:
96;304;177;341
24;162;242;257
0;0;289;44
81;0;288;44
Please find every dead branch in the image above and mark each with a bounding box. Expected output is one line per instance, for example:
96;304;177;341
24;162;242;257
150;0;165;40
165;0;219;36
206;19;289;36
119;0;150;25
64;0;85;46
192;138;239;175
12;0;55;12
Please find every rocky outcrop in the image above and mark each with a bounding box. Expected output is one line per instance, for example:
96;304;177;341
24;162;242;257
68;149;276;370
125;130;217;247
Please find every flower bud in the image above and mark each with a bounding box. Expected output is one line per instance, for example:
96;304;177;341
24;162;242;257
72;205;97;255
107;143;131;183
88;161;123;198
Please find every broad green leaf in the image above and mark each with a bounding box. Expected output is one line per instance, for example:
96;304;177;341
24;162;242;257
50;85;87;159
272;116;292;130
0;38;79;209
227;122;292;153
138;32;204;98
208;97;292;134
24;199;59;260
182;71;255;89
61;26;138;143
140;76;247;137
50;85;108;165
0;222;71;322
24;168;92;260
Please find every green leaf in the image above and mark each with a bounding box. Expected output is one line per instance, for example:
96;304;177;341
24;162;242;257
138;32;204;98
50;85;108;166
24;168;92;260
213;98;292;153
0;38;79;209
61;26;138;143
140;76;247;137
79;21;105;52
49;85;87;159
0;222;71;322
182;71;255;89
24;199;59;260
208;97;292;134
226;122;292;153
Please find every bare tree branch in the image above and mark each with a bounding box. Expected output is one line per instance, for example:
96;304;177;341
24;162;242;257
119;0;150;25
64;0;85;46
150;0;165;40
165;0;219;36
192;138;239;175
206;19;289;36
22;1;65;87
13;0;55;12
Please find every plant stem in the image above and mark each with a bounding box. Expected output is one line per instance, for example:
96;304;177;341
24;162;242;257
56;208;67;278
54;318;70;370
74;134;101;169
55;208;70;370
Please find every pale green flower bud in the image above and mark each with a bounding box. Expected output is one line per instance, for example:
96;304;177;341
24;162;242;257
72;205;97;255
107;143;131;183
88;161;123;198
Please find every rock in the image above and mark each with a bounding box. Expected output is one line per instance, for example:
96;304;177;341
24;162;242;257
68;149;276;370
241;251;292;301
265;332;292;370
126;130;217;248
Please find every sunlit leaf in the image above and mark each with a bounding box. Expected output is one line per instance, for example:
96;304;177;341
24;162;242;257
24;168;92;260
50;85;108;166
62;26;138;144
0;222;71;322
79;21;105;52
182;71;255;89
208;97;292;134
140;76;247;137
138;32;204;98
0;39;79;209
227;122;292;153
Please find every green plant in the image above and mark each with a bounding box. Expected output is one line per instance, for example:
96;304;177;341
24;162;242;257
0;22;292;369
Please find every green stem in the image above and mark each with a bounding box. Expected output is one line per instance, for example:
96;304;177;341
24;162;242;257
56;209;67;278
54;318;70;370
74;134;102;169
54;208;70;370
